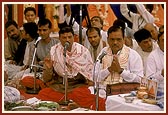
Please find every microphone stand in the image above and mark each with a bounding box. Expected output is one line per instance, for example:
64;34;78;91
79;5;82;45
94;58;103;111
58;47;70;106
26;44;39;94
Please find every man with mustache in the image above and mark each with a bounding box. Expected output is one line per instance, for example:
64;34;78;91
94;25;144;97
5;20;27;66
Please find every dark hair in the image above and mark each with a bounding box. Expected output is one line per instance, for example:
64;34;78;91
59;26;74;36
23;22;39;39
5;20;18;29
107;25;125;38
113;19;126;30
24;7;36;15
38;18;52;29
86;26;101;37
134;28;152;43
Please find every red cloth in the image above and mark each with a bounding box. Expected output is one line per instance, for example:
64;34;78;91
19;89;39;100
20;76;46;89
38;86;106;111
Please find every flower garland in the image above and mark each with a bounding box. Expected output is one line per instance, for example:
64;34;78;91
95;4;109;26
152;4;159;22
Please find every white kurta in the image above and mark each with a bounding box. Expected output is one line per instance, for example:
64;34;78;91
146;48;164;100
135;42;158;74
146;48;164;80
89;45;144;98
120;4;155;32
98;46;143;82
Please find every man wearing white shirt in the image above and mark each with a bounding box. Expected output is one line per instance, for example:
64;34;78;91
120;4;155;32
134;28;157;74
86;26;107;62
146;30;164;101
92;25;144;98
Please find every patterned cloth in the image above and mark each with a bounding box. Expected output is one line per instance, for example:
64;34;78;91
101;45;130;85
50;42;94;81
4;86;20;103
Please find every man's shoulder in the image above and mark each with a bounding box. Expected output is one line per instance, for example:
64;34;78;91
128;47;144;61
148;47;160;57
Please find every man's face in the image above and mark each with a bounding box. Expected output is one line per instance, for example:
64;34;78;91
91;17;103;30
87;30;101;48
144;25;158;41
59;32;74;51
158;34;164;52
6;25;20;40
21;29;32;41
124;37;133;48
38;24;51;40
25;11;36;23
139;38;153;52
108;29;124;54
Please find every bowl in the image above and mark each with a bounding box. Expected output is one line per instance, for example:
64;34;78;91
124;96;134;103
11;106;34;111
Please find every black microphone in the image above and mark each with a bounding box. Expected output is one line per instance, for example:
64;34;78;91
34;36;42;46
97;51;107;63
64;41;70;50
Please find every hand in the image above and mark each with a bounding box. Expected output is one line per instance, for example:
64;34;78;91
44;57;53;69
38;61;44;66
108;55;122;74
20;65;29;71
65;4;71;17
9;60;16;65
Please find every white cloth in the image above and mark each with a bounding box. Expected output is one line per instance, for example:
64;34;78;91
4;60;31;81
120;4;155;32
146;47;164;81
50;42;94;81
23;40;35;65
135;43;158;74
4;86;20;103
146;47;164;100
4;61;22;80
106;94;163;111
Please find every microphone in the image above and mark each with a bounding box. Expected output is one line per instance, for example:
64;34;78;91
63;41;70;57
34;36;42;46
97;51;107;63
64;41;70;50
